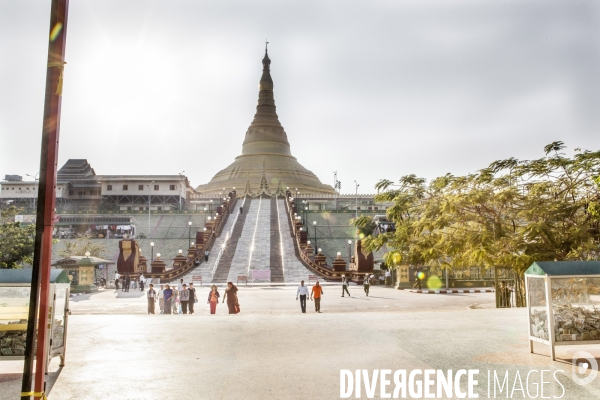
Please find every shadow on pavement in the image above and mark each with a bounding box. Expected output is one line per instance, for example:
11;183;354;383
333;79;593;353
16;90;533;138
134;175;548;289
363;296;401;300
0;367;63;399
45;366;64;397
116;291;145;299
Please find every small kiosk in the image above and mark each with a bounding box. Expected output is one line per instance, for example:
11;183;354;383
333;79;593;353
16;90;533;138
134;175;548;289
0;269;71;369
525;261;600;360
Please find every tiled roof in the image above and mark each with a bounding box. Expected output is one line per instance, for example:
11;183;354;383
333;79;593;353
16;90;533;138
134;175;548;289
95;175;186;182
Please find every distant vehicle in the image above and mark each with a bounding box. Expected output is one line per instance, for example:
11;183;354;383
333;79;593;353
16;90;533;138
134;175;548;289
373;215;395;235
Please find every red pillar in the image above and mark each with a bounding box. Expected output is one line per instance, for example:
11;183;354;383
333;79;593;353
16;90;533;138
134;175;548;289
20;1;69;399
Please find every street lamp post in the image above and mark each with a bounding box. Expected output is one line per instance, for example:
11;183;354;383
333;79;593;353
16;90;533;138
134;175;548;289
312;221;318;255
188;221;192;249
178;171;186;211
146;181;154;238
354;180;360;237
26;173;39;210
348;239;352;263
151;242;155;261
209;199;213;213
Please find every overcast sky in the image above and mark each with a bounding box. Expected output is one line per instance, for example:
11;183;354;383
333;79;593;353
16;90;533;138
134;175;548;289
1;0;598;194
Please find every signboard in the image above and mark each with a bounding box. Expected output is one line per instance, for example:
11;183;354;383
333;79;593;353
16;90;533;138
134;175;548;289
14;215;36;224
251;270;271;282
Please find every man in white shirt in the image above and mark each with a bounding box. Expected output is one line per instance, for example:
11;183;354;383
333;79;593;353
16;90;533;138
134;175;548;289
115;272;121;291
385;270;391;287
139;273;146;291
177;278;183;291
296;280;310;313
158;285;165;314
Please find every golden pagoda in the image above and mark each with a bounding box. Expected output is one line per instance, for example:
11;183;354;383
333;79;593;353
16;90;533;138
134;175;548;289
195;48;335;196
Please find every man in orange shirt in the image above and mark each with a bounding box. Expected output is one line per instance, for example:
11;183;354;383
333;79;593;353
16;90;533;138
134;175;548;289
310;281;324;313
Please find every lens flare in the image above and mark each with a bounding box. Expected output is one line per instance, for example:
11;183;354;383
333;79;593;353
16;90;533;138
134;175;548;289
417;271;425;280
50;22;63;42
427;275;443;289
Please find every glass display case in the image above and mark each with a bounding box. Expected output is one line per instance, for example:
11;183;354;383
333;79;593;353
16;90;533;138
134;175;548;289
525;261;600;360
0;269;70;369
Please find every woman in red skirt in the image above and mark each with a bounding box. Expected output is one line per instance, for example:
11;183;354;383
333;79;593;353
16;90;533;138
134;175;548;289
222;282;240;314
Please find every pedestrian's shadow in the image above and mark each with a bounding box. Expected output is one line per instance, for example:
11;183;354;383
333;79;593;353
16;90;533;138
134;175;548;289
115;291;145;299
364;296;399;300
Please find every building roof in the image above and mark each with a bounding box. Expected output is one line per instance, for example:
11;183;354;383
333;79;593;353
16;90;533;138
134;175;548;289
57;159;96;179
525;261;600;276
52;256;114;266
0;269;70;285
96;175;186;182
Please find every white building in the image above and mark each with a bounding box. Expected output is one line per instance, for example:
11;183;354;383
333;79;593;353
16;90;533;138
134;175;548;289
1;159;195;212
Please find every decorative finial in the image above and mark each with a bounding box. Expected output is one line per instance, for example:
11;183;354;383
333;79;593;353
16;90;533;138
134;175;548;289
265;40;269;52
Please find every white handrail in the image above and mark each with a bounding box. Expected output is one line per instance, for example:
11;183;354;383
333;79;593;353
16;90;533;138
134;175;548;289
211;197;246;280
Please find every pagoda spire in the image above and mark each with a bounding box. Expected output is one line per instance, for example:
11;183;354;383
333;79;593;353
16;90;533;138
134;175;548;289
249;45;280;128
240;46;291;157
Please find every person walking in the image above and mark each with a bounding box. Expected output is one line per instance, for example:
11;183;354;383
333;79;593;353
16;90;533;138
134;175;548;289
385;269;392;287
147;284;156;314
341;275;351;297
188;282;197;314
177;278;183;292
363;275;370;296
139;273;145;291
124;274;131;292
207;285;220;314
296;280;309;313
158;284;165;314
115;272;121;291
310;281;324;312
163;285;173;314
413;267;422;290
179;284;190;314
204;250;210;262
222;282;240;314
172;288;181;314
239;206;243;214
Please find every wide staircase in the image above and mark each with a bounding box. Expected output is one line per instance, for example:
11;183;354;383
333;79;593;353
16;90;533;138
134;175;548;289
190;196;312;284
212;199;251;283
176;198;243;285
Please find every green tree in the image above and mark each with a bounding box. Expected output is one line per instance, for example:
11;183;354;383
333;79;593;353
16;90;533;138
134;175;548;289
362;143;600;276
0;206;35;268
58;233;107;258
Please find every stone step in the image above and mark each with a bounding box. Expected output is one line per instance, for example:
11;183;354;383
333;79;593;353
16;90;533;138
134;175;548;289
269;199;284;283
212;199;251;283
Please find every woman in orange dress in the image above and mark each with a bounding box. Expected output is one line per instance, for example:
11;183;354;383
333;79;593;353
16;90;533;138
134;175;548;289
207;285;220;314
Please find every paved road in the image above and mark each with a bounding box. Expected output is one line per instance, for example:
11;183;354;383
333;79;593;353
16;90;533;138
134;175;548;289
2;287;600;399
68;285;497;315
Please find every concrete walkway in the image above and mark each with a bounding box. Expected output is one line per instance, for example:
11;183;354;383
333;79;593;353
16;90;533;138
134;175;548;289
2;287;600;399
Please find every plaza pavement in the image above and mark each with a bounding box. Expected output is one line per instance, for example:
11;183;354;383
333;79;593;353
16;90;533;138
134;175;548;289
2;285;600;399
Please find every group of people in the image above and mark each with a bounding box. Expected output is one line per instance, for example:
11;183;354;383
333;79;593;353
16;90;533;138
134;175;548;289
146;275;384;315
295;275;381;313
114;272;148;292
295;280;323;313
146;279;240;315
